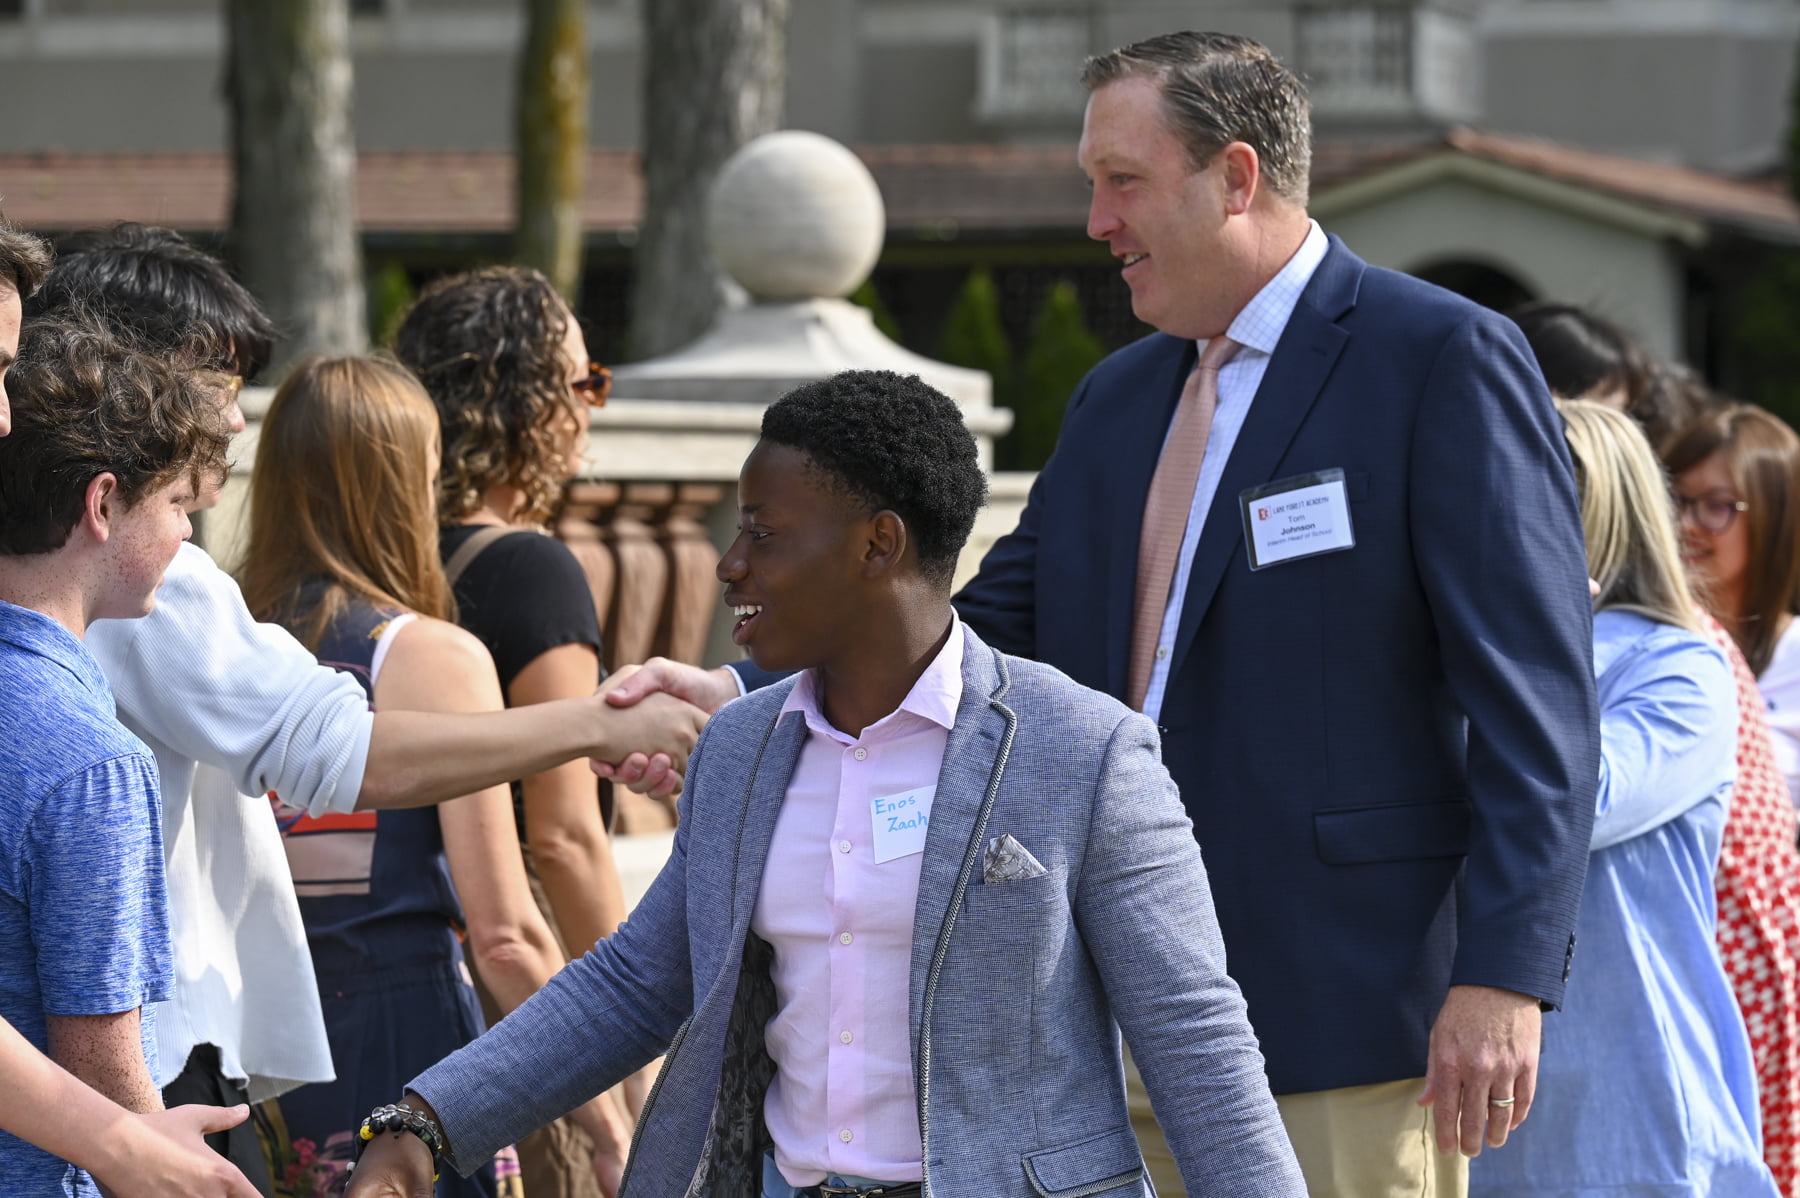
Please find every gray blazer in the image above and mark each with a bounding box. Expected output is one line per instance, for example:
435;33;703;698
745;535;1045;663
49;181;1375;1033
412;627;1303;1197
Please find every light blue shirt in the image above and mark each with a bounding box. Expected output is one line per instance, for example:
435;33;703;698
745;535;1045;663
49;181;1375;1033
0;599;171;1198
1142;220;1330;722
1471;609;1778;1196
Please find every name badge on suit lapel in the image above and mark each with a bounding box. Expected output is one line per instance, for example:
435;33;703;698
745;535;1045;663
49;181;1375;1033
1239;467;1356;570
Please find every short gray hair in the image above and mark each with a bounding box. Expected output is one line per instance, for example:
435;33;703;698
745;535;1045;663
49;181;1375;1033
1083;31;1312;207
0;215;52;298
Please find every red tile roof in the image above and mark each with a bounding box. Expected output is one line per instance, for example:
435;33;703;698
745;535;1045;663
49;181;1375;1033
1312;128;1800;239
0;149;641;234
1;128;1793;241
859;143;1088;233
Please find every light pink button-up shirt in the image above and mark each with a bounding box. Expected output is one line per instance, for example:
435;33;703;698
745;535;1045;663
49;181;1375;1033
750;621;966;1186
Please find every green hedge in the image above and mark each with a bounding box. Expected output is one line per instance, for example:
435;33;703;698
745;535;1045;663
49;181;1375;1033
1011;280;1105;471
932;268;1107;472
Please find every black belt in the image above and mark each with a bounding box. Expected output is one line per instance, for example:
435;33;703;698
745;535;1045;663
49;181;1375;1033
815;1184;922;1197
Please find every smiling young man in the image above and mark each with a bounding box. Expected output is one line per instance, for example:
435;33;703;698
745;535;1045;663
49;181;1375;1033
346;370;1303;1198
0;310;231;1197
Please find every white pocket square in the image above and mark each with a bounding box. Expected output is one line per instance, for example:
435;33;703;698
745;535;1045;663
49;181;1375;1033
984;833;1048;883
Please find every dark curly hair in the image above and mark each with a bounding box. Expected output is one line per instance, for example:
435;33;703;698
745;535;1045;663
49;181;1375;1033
760;370;987;587
0;309;230;555
392;266;579;525
25;223;273;379
0;215;53;298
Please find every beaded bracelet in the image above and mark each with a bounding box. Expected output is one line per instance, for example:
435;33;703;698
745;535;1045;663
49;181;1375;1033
352;1102;445;1182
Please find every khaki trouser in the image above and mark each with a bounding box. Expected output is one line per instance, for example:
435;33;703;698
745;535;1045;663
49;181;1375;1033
1124;1050;1468;1198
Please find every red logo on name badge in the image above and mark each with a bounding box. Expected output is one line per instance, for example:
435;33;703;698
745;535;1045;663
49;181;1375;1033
1257;507;1269;521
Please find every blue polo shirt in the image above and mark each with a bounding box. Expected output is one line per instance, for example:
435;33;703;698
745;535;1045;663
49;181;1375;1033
0;599;172;1197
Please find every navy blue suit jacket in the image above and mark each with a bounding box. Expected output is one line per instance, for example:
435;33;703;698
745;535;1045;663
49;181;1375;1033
953;238;1601;1095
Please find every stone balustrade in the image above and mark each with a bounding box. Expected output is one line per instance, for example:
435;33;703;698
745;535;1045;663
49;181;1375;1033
208;389;1027;666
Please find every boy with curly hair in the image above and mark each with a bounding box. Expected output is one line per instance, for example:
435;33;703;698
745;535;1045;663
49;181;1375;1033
0;309;230;1196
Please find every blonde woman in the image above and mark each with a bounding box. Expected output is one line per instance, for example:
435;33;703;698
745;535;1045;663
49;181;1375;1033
239;357;629;1197
1470;401;1777;1196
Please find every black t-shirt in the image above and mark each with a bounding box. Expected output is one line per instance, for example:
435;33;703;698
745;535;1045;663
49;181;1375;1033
438;524;603;692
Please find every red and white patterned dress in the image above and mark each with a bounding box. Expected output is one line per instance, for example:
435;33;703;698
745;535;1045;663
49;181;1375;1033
1704;612;1800;1195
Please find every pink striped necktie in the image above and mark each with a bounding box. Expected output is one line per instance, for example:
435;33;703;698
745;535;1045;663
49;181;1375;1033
1126;335;1241;712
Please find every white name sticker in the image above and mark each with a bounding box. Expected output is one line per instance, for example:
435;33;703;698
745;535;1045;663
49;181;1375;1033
1239;468;1356;571
870;786;935;864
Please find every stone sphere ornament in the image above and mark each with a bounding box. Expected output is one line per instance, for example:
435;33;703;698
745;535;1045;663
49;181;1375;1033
707;130;886;301
615;127;997;415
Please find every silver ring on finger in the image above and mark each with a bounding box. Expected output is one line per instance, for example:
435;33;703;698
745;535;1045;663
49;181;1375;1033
1488;1096;1516;1108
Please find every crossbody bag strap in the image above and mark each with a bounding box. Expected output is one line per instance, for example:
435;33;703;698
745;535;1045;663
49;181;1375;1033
443;524;538;590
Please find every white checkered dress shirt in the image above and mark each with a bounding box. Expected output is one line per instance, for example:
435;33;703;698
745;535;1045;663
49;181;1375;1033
1141;220;1331;722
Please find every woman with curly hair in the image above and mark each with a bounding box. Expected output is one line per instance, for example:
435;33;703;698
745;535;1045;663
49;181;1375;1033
394;269;633;1198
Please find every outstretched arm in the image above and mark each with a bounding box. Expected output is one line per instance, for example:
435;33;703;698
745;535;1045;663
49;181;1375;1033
348;729;717;1190
88;544;705;819
0;1016;258;1198
361;672;707;812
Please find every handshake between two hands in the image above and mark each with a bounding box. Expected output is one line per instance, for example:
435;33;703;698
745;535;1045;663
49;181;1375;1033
586;658;742;799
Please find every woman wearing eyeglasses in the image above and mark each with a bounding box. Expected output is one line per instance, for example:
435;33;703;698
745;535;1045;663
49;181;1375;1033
394;268;634;1198
1524;312;1800;1191
1661;404;1800;1196
1665;405;1800;805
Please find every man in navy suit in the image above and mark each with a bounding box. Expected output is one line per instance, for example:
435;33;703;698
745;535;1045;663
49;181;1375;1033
601;29;1598;1196
951;30;1600;1198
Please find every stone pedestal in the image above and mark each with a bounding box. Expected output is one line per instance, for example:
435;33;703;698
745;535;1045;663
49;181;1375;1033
614;296;995;429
